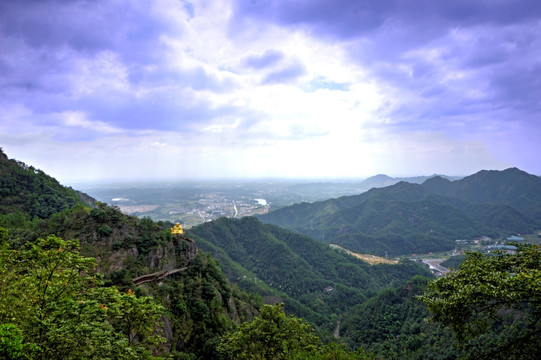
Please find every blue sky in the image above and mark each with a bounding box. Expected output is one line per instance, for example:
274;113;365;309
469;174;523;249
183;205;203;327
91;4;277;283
1;0;540;183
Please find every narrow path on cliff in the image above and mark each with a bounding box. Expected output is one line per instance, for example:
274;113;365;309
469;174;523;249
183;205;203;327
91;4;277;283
132;235;198;286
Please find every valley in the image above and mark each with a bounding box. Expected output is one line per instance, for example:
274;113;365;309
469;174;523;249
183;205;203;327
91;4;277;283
2;148;541;359
75;174;460;228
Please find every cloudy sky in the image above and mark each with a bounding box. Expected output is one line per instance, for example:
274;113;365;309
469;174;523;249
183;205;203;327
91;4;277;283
1;0;540;183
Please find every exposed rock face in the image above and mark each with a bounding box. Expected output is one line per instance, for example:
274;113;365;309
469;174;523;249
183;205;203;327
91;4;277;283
129;246;139;259
149;246;164;270
162;316;174;352
132;234;199;286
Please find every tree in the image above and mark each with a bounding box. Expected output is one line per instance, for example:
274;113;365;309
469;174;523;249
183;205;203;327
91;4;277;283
219;303;320;360
0;227;165;359
288;342;374;360
419;244;541;359
219;303;372;360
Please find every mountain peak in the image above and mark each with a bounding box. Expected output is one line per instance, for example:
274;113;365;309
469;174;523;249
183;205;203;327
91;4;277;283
424;167;541;207
422;175;450;184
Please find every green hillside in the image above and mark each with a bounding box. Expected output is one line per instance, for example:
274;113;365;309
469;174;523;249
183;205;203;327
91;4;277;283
423;168;541;218
341;276;456;360
424;168;541;205
0;151;261;359
1;149;389;358
187;216;433;333
258;169;541;256
0;148;93;219
29;203;264;358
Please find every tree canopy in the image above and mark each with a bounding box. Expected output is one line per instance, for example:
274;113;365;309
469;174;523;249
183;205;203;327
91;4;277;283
0;227;165;359
218;303;372;360
419;244;541;359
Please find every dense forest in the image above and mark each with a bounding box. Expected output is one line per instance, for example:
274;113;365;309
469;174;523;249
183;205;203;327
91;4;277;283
188;216;433;334
1;148;540;359
0;149;259;358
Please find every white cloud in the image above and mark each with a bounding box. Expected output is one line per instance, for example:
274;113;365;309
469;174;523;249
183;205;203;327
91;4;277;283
57;111;122;134
2;0;539;181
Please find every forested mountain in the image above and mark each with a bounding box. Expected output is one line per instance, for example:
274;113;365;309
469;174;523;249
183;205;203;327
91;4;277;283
341;275;456;360
0;149;436;356
2;149;539;359
258;168;541;256
3;206;262;358
187;216;432;334
0;150;260;358
422;168;541;219
2;149;417;358
0;148;94;218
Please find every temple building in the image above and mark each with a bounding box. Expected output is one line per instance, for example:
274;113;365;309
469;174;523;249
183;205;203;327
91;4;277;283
171;223;184;234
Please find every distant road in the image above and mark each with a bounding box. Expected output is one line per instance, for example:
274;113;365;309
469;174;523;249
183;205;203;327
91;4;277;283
421;259;449;275
197;210;206;222
233;201;238;217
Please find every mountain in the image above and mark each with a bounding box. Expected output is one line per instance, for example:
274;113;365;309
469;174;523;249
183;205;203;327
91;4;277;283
360;173;459;189
258;168;541;256
3;148;537;358
187;216;432;333
360;174;397;188
0;149;437;357
0;149;259;358
422;168;541;219
0;148;94;218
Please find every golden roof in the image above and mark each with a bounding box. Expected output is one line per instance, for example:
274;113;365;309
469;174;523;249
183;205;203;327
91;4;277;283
171;223;184;234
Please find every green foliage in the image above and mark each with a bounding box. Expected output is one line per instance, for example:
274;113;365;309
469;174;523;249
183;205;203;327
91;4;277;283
0;324;23;360
0;228;166;359
162;252;256;359
98;224;113;237
7;198;258;358
219;303;320;359
0;149;89;219
41;203;178;261
420;244;541;359
439;255;465;270
189;217;432;334
0;226;7;246
341;276;456;360
289;342;373;360
220;304;373;360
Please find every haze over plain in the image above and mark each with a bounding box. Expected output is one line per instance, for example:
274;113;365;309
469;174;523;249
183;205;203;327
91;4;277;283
1;0;540;183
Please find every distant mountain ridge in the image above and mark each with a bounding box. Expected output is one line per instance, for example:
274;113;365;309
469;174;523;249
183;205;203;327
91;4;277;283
424;168;541;215
258;168;541;256
360;173;460;189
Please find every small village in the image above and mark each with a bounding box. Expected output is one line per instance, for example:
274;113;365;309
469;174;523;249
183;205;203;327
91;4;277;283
412;233;541;276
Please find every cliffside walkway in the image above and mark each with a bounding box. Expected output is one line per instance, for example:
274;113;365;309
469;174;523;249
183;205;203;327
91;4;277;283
132;235;198;286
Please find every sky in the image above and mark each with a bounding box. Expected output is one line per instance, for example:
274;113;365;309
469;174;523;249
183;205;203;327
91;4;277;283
1;0;540;183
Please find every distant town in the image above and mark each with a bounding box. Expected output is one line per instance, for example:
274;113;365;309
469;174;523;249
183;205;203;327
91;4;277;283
116;193;270;228
78;182;287;228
